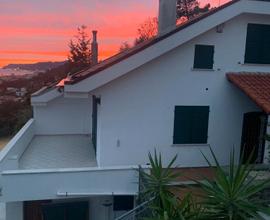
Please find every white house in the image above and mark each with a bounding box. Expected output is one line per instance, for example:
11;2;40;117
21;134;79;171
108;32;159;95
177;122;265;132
1;0;270;219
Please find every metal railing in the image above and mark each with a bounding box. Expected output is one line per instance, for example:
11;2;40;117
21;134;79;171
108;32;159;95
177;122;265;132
114;197;154;220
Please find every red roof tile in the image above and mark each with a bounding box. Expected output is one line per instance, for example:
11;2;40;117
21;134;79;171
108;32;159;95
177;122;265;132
227;72;270;114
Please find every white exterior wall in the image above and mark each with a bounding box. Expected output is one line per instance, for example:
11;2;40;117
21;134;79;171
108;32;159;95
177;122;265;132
263;116;270;164
93;14;270;167
33;96;92;135
89;196;114;220
6;202;23;220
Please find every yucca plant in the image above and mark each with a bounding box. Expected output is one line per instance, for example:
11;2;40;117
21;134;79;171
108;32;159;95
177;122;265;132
140;151;203;220
198;148;270;220
139;150;180;218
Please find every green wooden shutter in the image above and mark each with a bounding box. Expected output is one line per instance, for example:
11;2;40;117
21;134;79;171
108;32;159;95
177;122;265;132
173;106;209;144
262;24;270;63
191;106;209;143
245;23;270;64
193;45;214;69
173;106;192;144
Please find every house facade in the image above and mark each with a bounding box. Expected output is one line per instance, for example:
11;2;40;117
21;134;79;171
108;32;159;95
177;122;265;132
1;0;270;219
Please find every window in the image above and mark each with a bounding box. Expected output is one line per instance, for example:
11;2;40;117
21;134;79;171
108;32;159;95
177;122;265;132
113;196;134;211
193;45;214;69
173;106;209;144
245;23;270;64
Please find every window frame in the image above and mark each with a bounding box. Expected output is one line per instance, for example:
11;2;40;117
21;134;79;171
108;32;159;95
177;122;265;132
173;106;210;145
244;23;270;65
193;44;215;70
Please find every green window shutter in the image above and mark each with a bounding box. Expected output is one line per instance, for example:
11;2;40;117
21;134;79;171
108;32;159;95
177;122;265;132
245;23;270;64
191;106;209;143
193;45;214;69
173;106;209;144
173;106;193;144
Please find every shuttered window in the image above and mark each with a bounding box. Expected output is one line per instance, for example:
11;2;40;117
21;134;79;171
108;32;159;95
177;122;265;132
245;23;270;64
193;45;214;69
173;106;209;144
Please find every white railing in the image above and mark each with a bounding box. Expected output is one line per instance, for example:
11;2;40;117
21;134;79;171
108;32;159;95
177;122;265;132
0;119;35;170
115;197;155;220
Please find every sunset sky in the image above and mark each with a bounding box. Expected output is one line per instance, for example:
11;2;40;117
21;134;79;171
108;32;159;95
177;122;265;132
0;0;228;67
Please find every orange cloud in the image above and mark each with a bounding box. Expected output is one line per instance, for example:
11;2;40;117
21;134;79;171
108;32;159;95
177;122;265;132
0;0;227;68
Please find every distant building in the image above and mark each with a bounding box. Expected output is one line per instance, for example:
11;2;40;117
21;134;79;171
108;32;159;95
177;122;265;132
15;88;27;97
6;87;16;93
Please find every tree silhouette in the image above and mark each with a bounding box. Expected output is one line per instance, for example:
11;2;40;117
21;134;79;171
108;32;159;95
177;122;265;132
68;25;92;72
119;41;132;52
177;0;211;20
118;1;211;52
135;17;158;45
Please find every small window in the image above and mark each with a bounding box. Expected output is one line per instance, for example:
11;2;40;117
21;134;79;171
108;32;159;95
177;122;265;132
245;23;270;64
173;106;209;144
193;45;214;69
113;196;134;211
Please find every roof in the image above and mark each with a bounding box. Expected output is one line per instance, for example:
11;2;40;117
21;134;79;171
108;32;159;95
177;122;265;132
227;72;270;114
66;0;239;85
32;0;270;100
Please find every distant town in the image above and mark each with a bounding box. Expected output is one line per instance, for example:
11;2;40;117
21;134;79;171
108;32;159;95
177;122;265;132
0;61;68;137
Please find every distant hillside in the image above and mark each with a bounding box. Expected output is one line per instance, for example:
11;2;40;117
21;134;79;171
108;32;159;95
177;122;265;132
3;61;67;72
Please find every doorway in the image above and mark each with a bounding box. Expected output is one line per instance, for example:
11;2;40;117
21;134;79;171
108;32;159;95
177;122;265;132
240;112;267;163
24;201;89;220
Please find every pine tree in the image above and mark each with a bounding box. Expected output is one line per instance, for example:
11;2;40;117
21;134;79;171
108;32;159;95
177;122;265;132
177;0;211;20
68;25;92;72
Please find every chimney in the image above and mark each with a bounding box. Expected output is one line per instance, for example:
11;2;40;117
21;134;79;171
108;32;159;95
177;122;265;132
158;0;177;36
91;30;98;65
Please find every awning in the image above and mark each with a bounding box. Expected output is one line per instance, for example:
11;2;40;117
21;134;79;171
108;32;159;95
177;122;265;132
227;72;270;114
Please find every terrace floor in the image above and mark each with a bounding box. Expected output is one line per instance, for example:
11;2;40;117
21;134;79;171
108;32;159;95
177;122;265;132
19;135;97;169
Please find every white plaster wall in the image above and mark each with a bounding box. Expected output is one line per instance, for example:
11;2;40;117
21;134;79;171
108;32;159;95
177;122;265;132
6;202;22;220
1;167;138;202
89;196;114;220
263;116;270;164
33;96;92;135
94;14;270;167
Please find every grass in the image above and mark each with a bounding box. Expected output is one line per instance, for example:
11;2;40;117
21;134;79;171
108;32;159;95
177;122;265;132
0;137;10;150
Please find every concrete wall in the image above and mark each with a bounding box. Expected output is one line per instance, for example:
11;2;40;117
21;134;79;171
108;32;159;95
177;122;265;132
33;96;92;135
1;166;138;202
0;119;35;170
93;14;270;167
6;202;23;220
89;196;114;220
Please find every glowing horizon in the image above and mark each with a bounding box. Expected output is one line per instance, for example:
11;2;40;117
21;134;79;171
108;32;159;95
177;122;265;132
0;0;228;68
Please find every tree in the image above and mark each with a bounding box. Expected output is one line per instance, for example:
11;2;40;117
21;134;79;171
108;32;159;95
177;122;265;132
177;0;211;20
68;25;92;72
134;17;158;45
119;41;132;52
